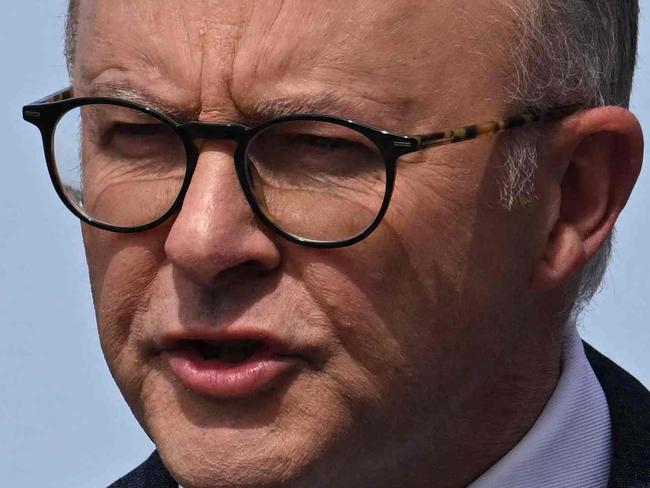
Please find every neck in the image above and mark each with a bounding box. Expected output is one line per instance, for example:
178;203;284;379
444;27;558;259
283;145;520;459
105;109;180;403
371;320;564;488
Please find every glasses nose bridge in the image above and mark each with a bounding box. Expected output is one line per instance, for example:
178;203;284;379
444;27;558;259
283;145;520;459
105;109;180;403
180;121;249;144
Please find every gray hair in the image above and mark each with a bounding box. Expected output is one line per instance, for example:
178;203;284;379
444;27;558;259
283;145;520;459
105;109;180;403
65;0;79;75
63;0;638;314
501;0;638;316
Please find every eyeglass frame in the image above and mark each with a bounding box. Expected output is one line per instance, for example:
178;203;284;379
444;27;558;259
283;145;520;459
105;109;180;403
23;86;579;248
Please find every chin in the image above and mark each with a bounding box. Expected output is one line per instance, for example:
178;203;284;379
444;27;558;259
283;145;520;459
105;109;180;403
137;367;350;488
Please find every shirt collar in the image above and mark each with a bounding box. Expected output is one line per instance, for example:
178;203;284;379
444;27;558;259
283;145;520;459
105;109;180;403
468;325;612;488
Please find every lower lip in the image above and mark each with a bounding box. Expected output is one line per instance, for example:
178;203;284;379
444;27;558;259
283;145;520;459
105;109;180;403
166;347;301;399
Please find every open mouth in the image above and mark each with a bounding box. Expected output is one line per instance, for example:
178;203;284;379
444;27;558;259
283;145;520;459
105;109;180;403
165;337;301;398
195;339;265;364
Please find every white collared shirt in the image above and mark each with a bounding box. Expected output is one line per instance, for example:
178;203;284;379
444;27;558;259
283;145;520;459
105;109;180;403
468;325;612;487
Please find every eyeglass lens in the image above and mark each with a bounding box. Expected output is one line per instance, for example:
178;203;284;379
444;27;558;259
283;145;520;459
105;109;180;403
53;105;388;242
244;120;387;242
54;104;187;228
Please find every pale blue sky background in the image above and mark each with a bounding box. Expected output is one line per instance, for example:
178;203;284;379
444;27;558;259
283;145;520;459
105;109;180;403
1;2;649;487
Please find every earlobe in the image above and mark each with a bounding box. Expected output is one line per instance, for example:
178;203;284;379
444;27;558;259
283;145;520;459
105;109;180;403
531;106;643;292
531;223;586;290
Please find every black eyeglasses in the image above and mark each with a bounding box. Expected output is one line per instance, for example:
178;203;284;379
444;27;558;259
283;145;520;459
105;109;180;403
23;87;577;248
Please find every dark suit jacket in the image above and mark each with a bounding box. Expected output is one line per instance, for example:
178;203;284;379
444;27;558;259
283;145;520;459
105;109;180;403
108;345;650;488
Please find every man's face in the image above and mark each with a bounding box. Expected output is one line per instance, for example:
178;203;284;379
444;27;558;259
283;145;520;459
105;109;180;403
76;1;547;487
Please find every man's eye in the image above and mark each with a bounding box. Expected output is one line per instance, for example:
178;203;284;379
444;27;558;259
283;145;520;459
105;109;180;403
92;122;181;162
112;122;169;137
102;122;175;149
294;134;362;150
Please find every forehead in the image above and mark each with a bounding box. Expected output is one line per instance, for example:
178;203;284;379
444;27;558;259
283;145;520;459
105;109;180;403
74;0;515;127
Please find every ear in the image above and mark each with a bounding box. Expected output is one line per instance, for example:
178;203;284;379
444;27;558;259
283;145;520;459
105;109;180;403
531;106;644;291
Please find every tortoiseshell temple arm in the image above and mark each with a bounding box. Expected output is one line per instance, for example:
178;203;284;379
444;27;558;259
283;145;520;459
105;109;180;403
32;86;73;104
415;105;581;149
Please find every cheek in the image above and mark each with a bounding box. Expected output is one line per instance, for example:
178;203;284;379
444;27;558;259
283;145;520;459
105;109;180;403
297;226;455;403
83;225;165;398
388;141;534;295
296;144;534;404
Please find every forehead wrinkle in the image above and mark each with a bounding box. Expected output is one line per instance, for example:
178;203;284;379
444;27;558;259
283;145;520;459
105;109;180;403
230;2;494;132
196;3;250;120
78;2;192;76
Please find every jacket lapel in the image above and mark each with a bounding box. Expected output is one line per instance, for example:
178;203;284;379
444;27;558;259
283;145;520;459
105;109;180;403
108;451;178;488
585;344;650;488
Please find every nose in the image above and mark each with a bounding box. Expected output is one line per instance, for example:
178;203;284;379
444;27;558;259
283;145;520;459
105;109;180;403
164;141;281;286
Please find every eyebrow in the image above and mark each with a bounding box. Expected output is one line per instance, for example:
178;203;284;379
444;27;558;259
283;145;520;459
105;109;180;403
85;81;393;128
86;81;193;121
247;91;374;124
